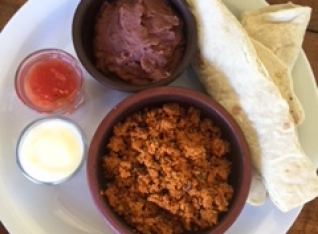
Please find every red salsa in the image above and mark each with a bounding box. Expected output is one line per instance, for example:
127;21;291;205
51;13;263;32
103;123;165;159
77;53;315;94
24;58;81;111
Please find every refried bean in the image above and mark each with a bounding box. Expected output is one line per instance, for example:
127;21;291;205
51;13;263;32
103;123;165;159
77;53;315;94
101;103;233;234
93;0;184;85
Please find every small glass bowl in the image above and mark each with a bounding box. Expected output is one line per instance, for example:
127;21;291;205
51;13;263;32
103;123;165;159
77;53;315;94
15;49;84;115
16;116;87;185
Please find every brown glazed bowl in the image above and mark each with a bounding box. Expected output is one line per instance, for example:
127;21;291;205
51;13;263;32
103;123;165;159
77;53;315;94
87;86;252;234
72;0;197;92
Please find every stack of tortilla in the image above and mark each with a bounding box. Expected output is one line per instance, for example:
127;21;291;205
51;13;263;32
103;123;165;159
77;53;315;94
186;0;317;212
241;3;312;206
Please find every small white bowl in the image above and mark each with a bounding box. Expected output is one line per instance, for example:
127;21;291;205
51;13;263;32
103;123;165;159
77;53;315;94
16;116;86;185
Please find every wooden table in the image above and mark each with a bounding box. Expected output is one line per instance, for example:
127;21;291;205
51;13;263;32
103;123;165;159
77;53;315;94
0;0;318;233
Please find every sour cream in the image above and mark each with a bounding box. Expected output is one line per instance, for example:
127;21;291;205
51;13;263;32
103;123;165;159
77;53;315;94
16;117;86;184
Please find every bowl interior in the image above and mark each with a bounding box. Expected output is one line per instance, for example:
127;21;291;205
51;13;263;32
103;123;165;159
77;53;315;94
72;0;197;92
87;87;251;234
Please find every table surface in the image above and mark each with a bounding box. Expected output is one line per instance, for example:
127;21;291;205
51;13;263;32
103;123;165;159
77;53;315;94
1;0;318;233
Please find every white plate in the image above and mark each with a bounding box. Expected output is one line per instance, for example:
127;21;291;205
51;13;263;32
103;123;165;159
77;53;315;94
1;0;318;233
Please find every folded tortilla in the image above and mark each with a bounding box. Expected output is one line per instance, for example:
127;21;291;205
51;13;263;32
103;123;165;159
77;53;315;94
187;0;318;212
251;38;304;126
241;3;311;70
247;168;267;206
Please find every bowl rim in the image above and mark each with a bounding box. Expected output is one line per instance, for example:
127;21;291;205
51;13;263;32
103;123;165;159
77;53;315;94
72;0;198;92
87;86;252;234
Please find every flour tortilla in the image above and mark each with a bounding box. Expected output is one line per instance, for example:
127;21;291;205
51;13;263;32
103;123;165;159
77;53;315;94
187;0;318;212
251;38;304;126
247;168;267;206
241;3;311;70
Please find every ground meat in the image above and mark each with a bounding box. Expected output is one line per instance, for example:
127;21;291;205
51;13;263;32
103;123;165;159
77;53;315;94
101;103;233;234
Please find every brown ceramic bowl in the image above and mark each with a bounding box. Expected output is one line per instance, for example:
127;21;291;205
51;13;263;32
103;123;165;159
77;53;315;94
87;86;252;234
72;0;197;92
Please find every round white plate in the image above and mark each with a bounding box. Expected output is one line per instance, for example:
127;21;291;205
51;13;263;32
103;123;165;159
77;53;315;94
1;0;318;234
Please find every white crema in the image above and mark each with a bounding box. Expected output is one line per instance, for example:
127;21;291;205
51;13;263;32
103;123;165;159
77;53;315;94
17;118;85;183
